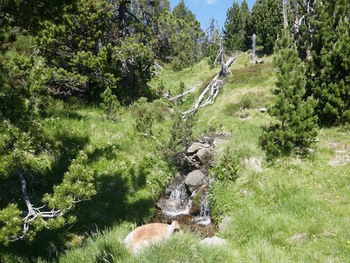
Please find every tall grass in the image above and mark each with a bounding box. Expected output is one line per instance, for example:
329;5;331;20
2;54;349;262
61;54;349;262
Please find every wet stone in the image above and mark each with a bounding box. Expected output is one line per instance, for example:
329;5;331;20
154;134;227;237
185;170;205;193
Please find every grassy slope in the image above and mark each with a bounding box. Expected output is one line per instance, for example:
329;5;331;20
61;53;349;262
5;52;349;262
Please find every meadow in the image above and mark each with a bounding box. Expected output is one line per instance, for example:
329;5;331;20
2;52;349;262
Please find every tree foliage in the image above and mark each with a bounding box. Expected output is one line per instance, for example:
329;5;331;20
169;0;204;71
0;0;165;246
304;0;350;125
261;32;318;157
251;0;283;54
223;0;251;51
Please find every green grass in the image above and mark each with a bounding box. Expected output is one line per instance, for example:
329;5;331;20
60;229;239;263
2;53;350;262
0;98;177;261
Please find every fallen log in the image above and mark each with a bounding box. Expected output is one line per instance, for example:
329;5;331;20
182;56;236;118
165;83;201;102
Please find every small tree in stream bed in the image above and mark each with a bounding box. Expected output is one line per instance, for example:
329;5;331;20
166;112;195;163
261;31;318;157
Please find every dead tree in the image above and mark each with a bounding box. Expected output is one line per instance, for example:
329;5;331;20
14;168;65;241
293;0;300;44
290;0;315;59
282;0;288;29
251;34;256;65
182;35;236;118
213;36;232;77
12;166;87;242
305;0;315;60
248;34;263;64
164;84;201;102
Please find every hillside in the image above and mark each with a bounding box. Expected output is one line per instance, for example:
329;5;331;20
2;52;347;262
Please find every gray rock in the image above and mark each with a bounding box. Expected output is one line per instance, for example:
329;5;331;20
218;216;232;232
193;147;214;164
213;137;222;147
187;142;210;155
245;157;262;172
200;236;227;246
185;170;205;192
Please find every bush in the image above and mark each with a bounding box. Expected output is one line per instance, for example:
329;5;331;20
210;147;240;182
165;112;195;162
130;98;170;136
100;87;121;121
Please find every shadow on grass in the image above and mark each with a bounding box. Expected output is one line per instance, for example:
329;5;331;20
0;125;158;262
87;145;121;163
0;131;91;262
1;157;156;262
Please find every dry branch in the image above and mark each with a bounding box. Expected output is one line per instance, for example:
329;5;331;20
165;84;201;102
13;167;76;241
182;56;236;118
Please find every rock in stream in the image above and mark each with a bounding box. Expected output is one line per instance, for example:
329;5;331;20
154;133;230;237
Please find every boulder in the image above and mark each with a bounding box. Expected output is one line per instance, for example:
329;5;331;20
185;170;205;192
193;147;214;164
186;142;210;155
245;157;262;172
200;236;227;246
213;137;222;147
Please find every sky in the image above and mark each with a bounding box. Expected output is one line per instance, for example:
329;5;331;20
169;0;256;31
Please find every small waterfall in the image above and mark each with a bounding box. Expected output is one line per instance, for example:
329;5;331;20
192;199;211;226
154;133;230;237
169;182;187;202
156;174;212;226
159;181;192;217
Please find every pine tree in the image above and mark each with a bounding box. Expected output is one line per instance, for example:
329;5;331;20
261;31;318;157
36;0;156;100
0;11;97;246
169;0;204;71
223;1;245;51
305;0;350;125
241;0;253;50
251;0;283;54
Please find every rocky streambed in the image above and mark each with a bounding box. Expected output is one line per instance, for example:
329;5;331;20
153;133;230;237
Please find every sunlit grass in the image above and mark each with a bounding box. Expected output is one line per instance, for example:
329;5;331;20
3;53;350;262
54;55;350;262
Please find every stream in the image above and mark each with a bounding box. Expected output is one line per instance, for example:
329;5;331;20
153;133;230;237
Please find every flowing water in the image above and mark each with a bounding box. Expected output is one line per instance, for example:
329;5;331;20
153;133;230;237
154;172;214;237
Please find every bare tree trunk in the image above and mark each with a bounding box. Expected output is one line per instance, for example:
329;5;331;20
306;0;315;36
293;0;299;45
252;34;256;65
282;0;288;29
13;167;77;241
214;36;231;76
182;34;236;118
306;0;315;60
